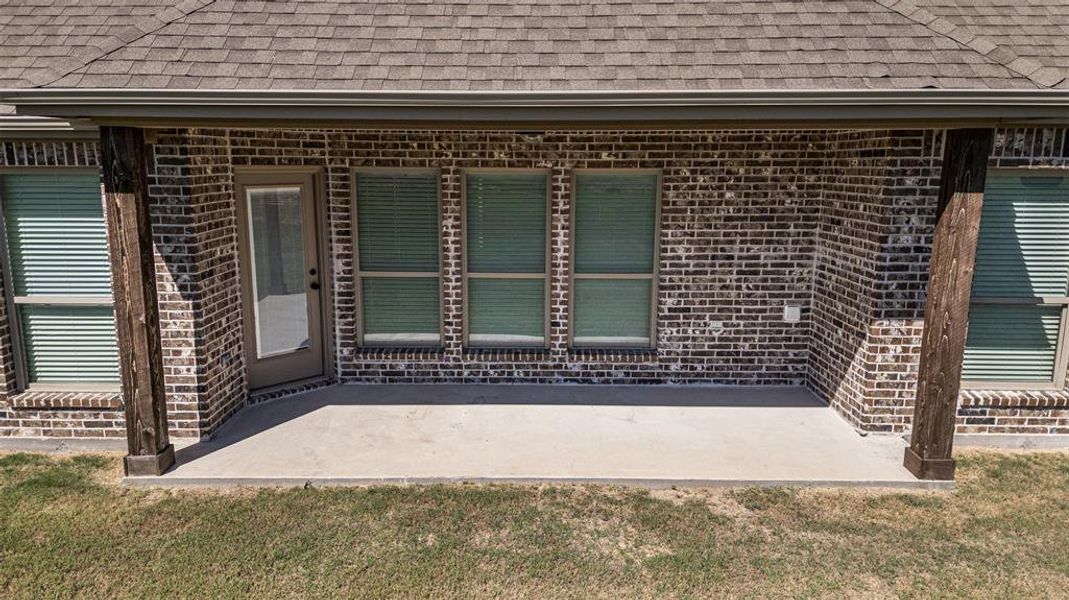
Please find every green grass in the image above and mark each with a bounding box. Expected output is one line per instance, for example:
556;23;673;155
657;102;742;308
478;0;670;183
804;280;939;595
1;451;1067;598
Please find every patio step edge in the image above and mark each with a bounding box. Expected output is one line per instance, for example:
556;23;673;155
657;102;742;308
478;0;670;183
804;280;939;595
122;475;954;490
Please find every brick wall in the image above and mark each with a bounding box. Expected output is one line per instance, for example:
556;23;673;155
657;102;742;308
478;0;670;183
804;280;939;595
149;129;247;437
306;129;822;384
3;127;1069;441
807;130;946;431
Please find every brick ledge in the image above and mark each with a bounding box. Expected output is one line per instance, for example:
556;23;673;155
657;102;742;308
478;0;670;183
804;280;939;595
567;348;659;363
7;390;123;410
960;388;1069;409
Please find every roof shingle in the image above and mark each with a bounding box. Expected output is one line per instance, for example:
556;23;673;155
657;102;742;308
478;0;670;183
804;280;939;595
1;0;1067;96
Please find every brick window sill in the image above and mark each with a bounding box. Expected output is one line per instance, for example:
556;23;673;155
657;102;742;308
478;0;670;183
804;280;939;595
8;390;123;410
960;388;1069;409
462;348;552;360
568;348;659;362
355;347;447;359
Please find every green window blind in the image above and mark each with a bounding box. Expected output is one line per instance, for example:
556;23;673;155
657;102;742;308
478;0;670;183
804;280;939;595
357;172;440;272
465;172;548;346
20;305;120;383
963;305;1059;382
361;277;440;344
971;175;1069;298
468;279;546;344
3;174;112;296
574;173;658;273
355;171;441;345
574;279;652;344
963;173;1069;384
466;173;546;273
572;173;658;347
1;173;119;384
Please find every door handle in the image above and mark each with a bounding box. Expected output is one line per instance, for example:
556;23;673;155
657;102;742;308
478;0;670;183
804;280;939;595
309;282;320;290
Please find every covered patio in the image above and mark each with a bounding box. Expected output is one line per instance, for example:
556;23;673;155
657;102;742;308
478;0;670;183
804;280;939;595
126;384;942;489
4;0;1069;489
0;93;1021;483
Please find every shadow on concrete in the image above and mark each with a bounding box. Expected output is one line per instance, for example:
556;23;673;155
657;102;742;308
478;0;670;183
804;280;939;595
173;384;825;467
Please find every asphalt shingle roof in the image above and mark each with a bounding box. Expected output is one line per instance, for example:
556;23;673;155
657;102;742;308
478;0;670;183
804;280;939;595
914;0;1069;87
0;0;1066;95
0;1;196;87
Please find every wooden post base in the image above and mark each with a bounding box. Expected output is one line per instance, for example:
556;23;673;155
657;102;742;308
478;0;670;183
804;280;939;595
903;446;956;480
124;444;175;476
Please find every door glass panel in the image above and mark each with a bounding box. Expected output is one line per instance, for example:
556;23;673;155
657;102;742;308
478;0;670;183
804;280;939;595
245;186;309;358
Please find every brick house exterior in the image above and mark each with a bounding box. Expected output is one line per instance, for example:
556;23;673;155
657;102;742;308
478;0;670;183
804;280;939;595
5;0;1069;482
2;126;1067;441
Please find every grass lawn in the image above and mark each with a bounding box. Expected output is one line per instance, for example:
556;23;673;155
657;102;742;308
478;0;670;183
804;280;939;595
0;451;1067;598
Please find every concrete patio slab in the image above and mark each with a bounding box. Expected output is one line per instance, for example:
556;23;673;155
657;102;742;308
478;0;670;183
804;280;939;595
125;384;948;489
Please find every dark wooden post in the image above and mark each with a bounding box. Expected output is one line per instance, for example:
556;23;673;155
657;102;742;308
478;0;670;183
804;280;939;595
100;126;174;476
904;128;994;480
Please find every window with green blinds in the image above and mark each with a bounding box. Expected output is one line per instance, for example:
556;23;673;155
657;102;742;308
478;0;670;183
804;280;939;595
1;173;119;385
571;172;659;347
963;173;1069;386
354;170;441;346
465;171;548;347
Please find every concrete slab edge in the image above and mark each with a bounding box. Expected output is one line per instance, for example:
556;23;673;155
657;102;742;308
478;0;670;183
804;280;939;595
0;437;126;452
123;475;954;491
955;434;1069;450
0;436;199;453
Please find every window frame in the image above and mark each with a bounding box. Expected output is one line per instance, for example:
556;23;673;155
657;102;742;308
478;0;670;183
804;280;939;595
351;167;445;349
461;168;552;349
0;167;119;392
961;167;1069;391
567;168;662;350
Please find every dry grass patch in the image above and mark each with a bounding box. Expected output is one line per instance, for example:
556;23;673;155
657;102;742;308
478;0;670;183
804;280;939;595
0;450;1067;599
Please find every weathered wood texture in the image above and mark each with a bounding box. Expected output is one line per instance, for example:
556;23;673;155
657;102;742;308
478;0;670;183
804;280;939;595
100;126;174;476
905;128;994;480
